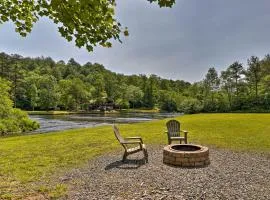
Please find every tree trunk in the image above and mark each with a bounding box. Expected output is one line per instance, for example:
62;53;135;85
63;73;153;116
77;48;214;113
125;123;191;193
255;81;258;100
236;78;238;97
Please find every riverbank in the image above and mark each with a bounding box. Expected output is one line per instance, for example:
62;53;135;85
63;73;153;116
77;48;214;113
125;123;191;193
1;113;270;199
27;108;160;115
27;110;118;115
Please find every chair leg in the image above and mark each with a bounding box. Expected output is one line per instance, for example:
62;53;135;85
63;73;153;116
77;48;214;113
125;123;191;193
143;149;148;163
122;151;127;162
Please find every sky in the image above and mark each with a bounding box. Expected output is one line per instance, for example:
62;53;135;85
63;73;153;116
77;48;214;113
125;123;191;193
1;0;270;82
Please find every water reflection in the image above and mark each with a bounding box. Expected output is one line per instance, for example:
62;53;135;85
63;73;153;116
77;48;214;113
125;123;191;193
29;112;182;134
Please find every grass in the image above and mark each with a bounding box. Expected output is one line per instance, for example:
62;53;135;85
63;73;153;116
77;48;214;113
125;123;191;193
0;113;270;198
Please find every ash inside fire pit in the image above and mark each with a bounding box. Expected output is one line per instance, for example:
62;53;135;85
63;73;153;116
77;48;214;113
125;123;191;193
171;144;201;151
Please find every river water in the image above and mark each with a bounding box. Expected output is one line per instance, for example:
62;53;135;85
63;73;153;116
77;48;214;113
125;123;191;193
29;112;182;133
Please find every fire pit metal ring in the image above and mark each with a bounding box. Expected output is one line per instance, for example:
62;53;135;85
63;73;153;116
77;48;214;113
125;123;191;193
163;144;210;167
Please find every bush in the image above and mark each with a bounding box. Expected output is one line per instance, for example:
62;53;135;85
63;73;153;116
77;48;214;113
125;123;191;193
161;100;178;112
0;122;8;135
0;78;39;136
178;98;203;114
20;118;40;132
203;99;218;112
0;110;39;136
115;98;130;109
0;119;20;135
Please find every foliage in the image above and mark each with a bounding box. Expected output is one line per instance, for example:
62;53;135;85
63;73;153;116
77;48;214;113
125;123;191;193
247;56;262;99
0;113;270;198
0;77;13;118
161;100;177;112
38;75;59;110
2;52;270;113
178;98;203;114
0;0;175;52
124;85;143;108
190;54;270;113
0;78;39;135
159;90;182;112
0;109;39;134
0;52;191;112
58;78;91;110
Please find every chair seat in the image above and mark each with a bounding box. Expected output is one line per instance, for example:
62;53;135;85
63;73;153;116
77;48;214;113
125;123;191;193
127;144;147;153
127;146;141;153
170;136;185;140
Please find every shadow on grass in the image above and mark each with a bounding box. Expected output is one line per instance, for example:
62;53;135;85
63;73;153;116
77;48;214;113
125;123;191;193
105;158;147;170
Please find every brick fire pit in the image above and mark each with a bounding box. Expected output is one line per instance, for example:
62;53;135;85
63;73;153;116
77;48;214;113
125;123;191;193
163;144;210;167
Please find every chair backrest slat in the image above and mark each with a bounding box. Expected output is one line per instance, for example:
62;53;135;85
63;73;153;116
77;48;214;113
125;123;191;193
166;120;180;137
113;125;125;143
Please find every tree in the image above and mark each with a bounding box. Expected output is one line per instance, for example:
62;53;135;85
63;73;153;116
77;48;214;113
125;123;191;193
24;73;40;111
124;85;144;108
38;75;59;110
260;54;270;75
158;90;181;112
202;68;220;111
143;75;159;108
0;78;13;118
86;72;107;104
0;52;9;77
58;78;90;110
220;70;234;109
9;54;25;107
0;0;175;52
262;75;270;94
204;67;219;100
104;74;122;102
28;84;38;111
247;56;261;99
227;62;244;97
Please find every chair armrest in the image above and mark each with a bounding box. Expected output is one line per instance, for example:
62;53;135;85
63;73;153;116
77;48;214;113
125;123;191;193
180;130;188;133
125;137;141;139
122;141;142;145
183;131;188;138
125;137;143;143
180;130;188;138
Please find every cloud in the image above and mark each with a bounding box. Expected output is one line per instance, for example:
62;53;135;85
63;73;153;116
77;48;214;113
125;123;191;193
1;0;270;82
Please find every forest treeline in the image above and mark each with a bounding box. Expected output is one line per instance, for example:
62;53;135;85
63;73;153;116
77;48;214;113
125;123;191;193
1;52;270;114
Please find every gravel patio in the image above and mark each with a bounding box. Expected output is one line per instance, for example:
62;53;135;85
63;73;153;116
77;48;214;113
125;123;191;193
64;145;270;200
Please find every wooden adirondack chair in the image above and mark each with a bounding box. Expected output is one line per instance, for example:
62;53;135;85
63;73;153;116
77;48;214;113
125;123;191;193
113;125;148;163
165;120;188;144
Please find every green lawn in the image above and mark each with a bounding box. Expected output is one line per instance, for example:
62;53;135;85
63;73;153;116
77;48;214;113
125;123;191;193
0;113;270;199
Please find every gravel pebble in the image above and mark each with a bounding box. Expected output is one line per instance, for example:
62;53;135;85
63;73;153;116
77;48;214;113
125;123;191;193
65;146;270;200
